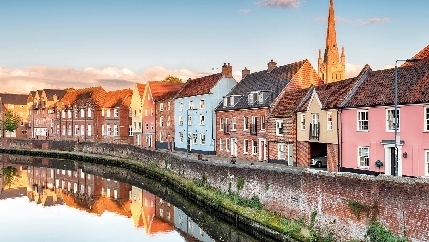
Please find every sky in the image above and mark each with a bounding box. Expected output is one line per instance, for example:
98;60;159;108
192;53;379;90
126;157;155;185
0;0;428;94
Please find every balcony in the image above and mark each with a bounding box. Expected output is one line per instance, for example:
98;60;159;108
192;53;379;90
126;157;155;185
309;123;320;140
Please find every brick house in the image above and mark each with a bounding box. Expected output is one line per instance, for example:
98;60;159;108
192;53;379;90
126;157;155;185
27;89;66;139
141;82;185;149
215;59;322;162
174;63;237;155
340;46;429;177
100;89;133;144
0;93;29;138
130;83;145;146
53;87;106;142
154;83;184;151
295;67;369;171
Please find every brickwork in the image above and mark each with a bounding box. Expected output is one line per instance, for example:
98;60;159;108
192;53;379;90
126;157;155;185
327;143;339;172
216;108;269;161
155;98;175;150
267;116;296;165
297;141;311;167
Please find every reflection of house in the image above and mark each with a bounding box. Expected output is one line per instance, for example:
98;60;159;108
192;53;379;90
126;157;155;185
174;207;213;242
155;197;174;225
0;93;29;138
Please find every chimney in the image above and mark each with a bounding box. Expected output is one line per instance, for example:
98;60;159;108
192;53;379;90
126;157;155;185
267;59;277;72
242;67;250;79
222;63;233;78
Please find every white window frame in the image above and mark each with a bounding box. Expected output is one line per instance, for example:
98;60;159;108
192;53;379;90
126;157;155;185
80;125;84;136
114;125;118;136
243;139;248;154
107;125;112;136
276;120;284;136
260;116;265;131
425;150;429;176
200;100;205;109
179;116;183;126
167;102;170;110
232;118;237;131
160;117;163;126
179;102;183;111
167;116;171;126
74;125;79;135
199;115;205;125
358;146;369;167
160;103;164;111
223;97;228;107
88;108;92;118
243;117;248;130
179;132;184;143
425;107;429;132
189;101;194;110
200;133;205;145
106;109;111;118
219;118;224;130
225;138;230;151
386;108;399;132
357;110;368;131
102;125;105;136
278;143;286;160
192;133;197;144
327;112;333;131
188;116;192;125
300;114;305;130
88;125;92;136
114;109;119;117
80;109;85;118
219;138;223;150
252;140;257;155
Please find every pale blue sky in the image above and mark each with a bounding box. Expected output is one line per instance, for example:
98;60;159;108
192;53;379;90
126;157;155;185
0;0;428;92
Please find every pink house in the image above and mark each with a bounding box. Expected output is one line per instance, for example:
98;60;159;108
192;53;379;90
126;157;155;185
340;48;429;177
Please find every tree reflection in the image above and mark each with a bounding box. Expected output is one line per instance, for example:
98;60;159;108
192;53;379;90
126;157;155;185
1;166;18;189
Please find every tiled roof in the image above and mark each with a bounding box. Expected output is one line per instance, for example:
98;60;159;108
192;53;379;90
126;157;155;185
0;93;29;105
136;83;145;96
342;63;429;108
104;89;132;108
149;82;184;101
402;45;429;67
43;89;67;101
270;87;311;117
216;60;308;111
59;86;106;108
316;76;360;109
176;73;223;98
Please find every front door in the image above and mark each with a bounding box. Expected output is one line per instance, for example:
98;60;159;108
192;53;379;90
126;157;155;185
390;147;396;176
288;144;294;166
231;138;237;157
148;135;152;148
259;139;266;161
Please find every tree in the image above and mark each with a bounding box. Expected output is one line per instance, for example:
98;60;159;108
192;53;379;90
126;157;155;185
1;166;18;189
161;75;183;83
0;110;21;133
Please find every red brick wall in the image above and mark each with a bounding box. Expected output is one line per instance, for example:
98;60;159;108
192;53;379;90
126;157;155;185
216;108;268;161
327;143;339;172
267;116;297;164
297;141;311;167
155;98;175;150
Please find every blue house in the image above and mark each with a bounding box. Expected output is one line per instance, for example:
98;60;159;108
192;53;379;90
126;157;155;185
174;63;236;155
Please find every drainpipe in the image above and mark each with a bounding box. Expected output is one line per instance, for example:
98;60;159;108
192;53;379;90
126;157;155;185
295;113;298;167
337;109;342;172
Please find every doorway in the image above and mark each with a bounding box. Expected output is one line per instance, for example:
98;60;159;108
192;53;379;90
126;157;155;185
231;138;237;157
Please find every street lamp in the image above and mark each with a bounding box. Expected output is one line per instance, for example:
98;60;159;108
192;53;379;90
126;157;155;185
186;108;197;158
393;58;421;176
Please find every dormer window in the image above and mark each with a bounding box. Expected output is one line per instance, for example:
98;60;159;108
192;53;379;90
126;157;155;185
223;97;228;107
258;91;269;104
248;92;257;104
230;96;234;106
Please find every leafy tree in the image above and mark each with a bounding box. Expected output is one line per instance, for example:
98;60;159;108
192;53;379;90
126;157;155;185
161;75;183;83
1;166;18;189
0;111;21;133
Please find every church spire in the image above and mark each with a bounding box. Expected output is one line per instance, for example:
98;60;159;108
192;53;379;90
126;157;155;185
317;0;345;83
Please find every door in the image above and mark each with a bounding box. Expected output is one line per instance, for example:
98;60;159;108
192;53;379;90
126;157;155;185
137;134;141;146
259;139;266;161
231;138;237;157
390;147;396;176
148;135;152;148
288;144;294;166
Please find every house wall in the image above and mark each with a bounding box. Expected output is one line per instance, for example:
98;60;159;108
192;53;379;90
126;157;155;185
341;105;429;177
130;85;143;145
142;85;155;148
267;116;296;165
155;98;175;150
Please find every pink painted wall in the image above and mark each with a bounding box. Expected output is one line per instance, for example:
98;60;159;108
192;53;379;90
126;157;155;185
341;105;429;177
142;90;155;134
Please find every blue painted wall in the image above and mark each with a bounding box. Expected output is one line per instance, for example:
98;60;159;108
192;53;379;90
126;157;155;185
174;77;236;155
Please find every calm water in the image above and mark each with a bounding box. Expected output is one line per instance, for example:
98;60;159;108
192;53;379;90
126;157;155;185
0;154;259;242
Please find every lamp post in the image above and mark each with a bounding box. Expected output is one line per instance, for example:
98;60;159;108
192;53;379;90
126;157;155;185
186;108;197;158
394;58;421;176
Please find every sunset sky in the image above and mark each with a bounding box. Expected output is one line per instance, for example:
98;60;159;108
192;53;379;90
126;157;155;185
0;0;428;93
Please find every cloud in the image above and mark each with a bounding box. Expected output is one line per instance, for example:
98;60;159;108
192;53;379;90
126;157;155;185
255;0;301;9
345;63;362;78
358;17;389;25
0;66;202;94
239;9;250;13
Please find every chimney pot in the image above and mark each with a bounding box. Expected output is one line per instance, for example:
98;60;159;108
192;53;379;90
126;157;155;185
222;62;233;78
242;67;250;79
268;59;277;72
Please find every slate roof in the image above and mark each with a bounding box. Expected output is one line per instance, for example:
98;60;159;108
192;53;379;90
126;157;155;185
342;62;429;108
0;93;28;105
44;89;67;101
176;73;223;99
59;86;106;108
148;81;184;101
104;89;132;108
216;60;308;111
270;87;311;117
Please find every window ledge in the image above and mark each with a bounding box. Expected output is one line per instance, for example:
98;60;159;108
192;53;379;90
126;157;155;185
356;130;369;132
358;166;370;170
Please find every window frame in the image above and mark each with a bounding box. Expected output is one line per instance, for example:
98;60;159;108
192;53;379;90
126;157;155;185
425;150;429;176
243;117;249;131
179;132;184;143
200;100;205;109
278;143;286;160
232;117;237;131
425;107;429;132
327;112;333;131
276;120;284;136
252;140;257;155
386;108;399;132
243;139;249;154
300;114;305;130
357;110;369;131
219;138;223;150
358;146;369;168
200;133;205;145
219;118;224;130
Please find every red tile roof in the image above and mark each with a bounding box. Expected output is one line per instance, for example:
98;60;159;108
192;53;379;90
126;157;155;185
136;83;145;96
59;86;106;108
271;87;311;116
104;89;132;108
402;45;429;67
148;82;184;101
176;73;223;98
343;63;429;107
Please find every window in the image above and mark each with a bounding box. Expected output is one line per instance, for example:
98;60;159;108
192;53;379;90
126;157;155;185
160;103;164;111
219;118;224;130
198;115;204;125
74;111;78;118
232;118;237;130
151;108;153;116
258;92;264;103
107;109;111;117
56;125;60;135
138;122;142;129
102;125;105;135
189;101;194;110
200;133;205;145
151;122;154;130
88;108;92;118
80;109;85;118
68;110;71;118
62;110;65;118
188;116;192;125
251;116;258;134
102;109;105;117
248;93;255;104
300;114;305;130
260;116;265;130
74;125;79;135
88;125;92;136
200;100;204;109
226;138;230;151
278;143;286;159
327;112;333;131
160;117;164;126
358;147;369;167
128;125;132;136
167;116;171;126
179;132;184;143
192;133;197;144
180;102;183;111
229;96;234;106
310;113;319;139
114;109;119;117
167;102;170;110
114;125;118;136
425;108;429;131
276;120;284;136
145;109;148;116
425;150;429;176
107;125;112;136
357;110;368;131
179;116;183;126
243;117;248;130
145;122;148;130
223;97;228;107
252;140;258;154
243;139;249;154
219;138;223;150
80;125;84;136
386;109;399;131
68;125;72;135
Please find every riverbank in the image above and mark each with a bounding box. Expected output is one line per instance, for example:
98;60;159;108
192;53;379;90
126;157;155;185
1;138;427;241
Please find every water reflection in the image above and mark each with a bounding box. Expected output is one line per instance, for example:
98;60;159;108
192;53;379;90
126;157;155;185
0;155;217;242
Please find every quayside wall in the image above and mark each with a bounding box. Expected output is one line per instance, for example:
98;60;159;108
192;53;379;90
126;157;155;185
1;138;428;241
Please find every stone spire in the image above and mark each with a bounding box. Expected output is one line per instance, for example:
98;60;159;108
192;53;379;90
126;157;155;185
317;0;345;83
